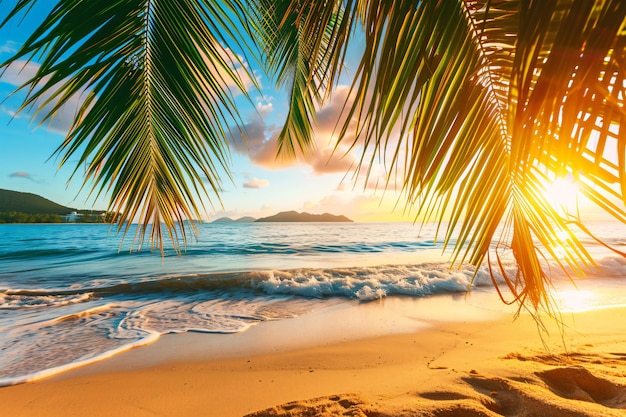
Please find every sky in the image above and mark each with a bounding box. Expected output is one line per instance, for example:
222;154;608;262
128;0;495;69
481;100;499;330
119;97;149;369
0;3;619;224
0;3;416;222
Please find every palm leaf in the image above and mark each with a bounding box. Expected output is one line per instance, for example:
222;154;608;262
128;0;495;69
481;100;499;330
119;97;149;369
303;0;626;313
1;0;256;252
363;0;623;312
249;0;355;157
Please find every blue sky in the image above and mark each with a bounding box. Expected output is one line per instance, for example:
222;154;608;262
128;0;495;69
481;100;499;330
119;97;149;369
0;3;413;222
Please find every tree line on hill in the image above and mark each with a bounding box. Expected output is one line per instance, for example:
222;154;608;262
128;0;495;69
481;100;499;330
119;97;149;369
0;211;116;224
0;212;63;223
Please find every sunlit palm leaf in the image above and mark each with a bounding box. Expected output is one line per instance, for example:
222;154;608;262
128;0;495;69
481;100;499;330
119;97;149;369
311;0;626;312
1;0;254;252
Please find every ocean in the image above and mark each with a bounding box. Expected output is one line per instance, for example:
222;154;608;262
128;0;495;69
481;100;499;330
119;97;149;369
1;221;625;386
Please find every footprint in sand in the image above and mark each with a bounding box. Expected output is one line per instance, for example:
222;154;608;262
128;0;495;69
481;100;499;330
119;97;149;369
244;365;626;417
463;366;626;417
536;366;626;408
244;394;368;417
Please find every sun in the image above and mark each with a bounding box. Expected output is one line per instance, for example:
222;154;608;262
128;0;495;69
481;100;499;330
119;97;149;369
543;176;580;214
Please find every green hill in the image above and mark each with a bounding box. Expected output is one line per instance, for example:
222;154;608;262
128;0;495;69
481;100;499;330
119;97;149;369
212;216;235;223
0;189;74;215
235;216;256;223
255;211;353;222
212;216;257;223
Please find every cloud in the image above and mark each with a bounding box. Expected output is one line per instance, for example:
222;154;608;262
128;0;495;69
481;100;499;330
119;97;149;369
1;60;88;135
228;106;301;170
311;84;413;188
243;177;270;189
230;85;361;174
307;146;354;175
0;40;18;55
349;165;403;193
207;45;259;95
0;60;40;86
9;171;32;178
230;116;268;153
256;101;273;117
9;171;42;183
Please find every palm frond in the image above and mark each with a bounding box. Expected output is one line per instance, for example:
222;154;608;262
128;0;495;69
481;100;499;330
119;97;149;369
1;0;256;252
249;0;355;157
332;0;626;312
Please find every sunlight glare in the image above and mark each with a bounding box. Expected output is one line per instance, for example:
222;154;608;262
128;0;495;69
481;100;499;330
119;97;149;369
555;289;598;312
544;176;579;213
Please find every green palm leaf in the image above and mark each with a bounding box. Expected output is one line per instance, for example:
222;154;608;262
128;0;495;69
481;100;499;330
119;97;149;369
329;0;626;312
249;0;354;157
1;0;255;252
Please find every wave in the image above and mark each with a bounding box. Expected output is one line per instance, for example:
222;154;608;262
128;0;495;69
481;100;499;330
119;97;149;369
2;256;625;387
0;262;493;308
0;329;160;387
5;256;626;310
0;291;94;310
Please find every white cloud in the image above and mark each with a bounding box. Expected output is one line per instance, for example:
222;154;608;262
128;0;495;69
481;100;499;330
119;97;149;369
243;177;270;189
256;101;273;117
0;60;88;135
0;40;19;54
0;60;40;86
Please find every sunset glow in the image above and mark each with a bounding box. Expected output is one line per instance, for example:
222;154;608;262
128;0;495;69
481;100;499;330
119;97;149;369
543;176;580;214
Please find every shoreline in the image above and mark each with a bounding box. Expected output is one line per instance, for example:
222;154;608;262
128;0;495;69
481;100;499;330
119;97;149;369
3;293;626;416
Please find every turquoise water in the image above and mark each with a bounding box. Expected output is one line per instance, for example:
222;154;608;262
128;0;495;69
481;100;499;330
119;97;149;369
1;221;625;385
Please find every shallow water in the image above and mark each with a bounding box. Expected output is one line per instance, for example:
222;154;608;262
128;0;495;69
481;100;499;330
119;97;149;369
1;221;625;385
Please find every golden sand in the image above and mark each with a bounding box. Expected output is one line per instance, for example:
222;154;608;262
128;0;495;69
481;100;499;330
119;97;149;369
2;293;625;416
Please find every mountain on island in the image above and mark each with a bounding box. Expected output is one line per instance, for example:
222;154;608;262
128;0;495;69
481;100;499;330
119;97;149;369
255;211;353;223
212;216;256;223
236;216;257;223
0;189;74;215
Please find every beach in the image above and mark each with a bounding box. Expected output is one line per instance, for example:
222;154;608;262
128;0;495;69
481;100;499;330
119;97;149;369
2;2;626;415
2;293;626;417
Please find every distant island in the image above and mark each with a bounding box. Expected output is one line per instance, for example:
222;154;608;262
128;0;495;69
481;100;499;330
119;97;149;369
212;216;256;223
0;189;111;223
256;211;353;222
213;211;353;223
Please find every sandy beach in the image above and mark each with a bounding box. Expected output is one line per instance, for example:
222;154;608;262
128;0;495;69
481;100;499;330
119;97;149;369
2;291;626;417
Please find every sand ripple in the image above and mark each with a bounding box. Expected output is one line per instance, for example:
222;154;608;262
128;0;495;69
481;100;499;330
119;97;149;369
246;357;626;417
